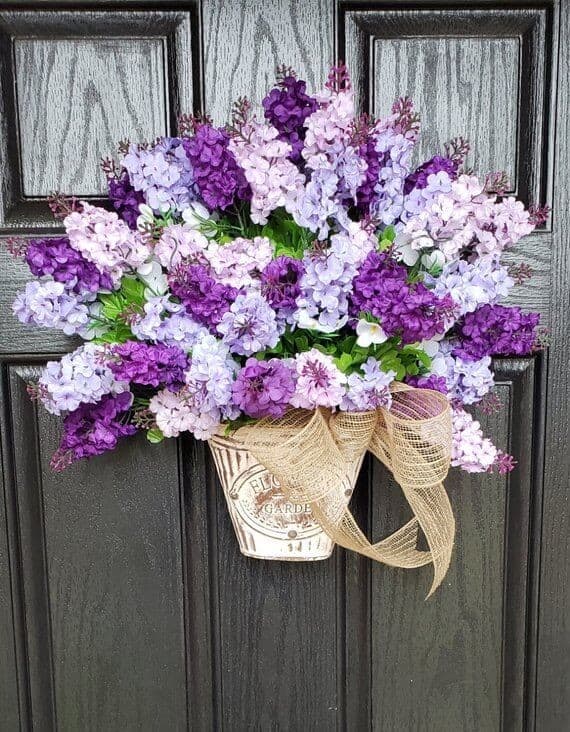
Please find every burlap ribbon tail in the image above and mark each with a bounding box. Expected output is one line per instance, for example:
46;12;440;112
227;386;454;596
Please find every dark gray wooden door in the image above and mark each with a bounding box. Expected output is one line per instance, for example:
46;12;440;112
0;1;568;730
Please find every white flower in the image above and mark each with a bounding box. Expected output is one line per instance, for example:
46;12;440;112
421;250;446;271
356;319;388;348
136;260;168;296
182;201;218;238
296;309;348;333
394;228;434;266
136;203;155;232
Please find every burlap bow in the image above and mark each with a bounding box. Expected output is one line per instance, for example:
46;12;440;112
226;386;454;596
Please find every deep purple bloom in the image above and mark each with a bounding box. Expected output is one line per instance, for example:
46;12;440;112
232;357;296;419
454;304;540;361
183;125;249;210
109;341;189;391
405;374;448;393
404;156;458;195
51;391;137;469
356;138;385;211
262;76;318;160
107;171;145;229
168;263;237;329
25;237;113;293
261;256;304;314
350;251;453;343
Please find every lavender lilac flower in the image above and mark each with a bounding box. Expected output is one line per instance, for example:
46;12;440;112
12;65;540;477
52;392;137;469
232;358;296;418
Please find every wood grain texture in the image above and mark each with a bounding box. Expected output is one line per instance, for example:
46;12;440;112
5;365;188;731
15;38;168;197
0;423;20;731
0;8;195;229
202;0;333;124
342;5;552;207
536;1;570;728
370;359;537;731
213;450;342;731
374;37;519;182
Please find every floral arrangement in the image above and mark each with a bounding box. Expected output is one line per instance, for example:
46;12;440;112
11;64;546;479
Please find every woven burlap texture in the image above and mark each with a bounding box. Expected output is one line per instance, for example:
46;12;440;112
220;386;454;596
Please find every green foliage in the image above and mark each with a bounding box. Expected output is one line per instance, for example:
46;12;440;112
378;225;396;251
146;428;165;444
261;209;314;258
91;276;147;344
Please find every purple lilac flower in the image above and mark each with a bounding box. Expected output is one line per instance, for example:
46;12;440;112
183;125;249;210
185;333;238;418
340;358;394;411
290;349;347;409
64;202;150;285
109;341;189;391
426;258;514;316
446;355;494;405
13;281;91;336
454;304;540;361
149;334;238;440
292;168;343;239
261;256;304;319
228;120;304;224
451;408;498;473
130;297;208;351
154;225;209;271
38;344;129;416
206;236;274;289
232;357;296;418
52;392;137;469
405;374;448;393
216;292;280;356
24;237;113;293
356;138;384;211
295;241;356;332
404;156;458;194
262;76;318;161
107;171;145;229
122;138;196;213
350;251;453;344
370;122;416;225
168;263;237;329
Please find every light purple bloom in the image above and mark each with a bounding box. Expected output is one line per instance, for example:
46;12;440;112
217;292;280;355
290;349;347;409
38;344;129;416
13;281;91;336
122;137;196;213
340;358;395;411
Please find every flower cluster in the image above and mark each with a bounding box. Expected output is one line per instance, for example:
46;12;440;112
12;65;542;474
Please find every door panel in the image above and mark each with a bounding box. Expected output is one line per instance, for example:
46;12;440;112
0;1;567;730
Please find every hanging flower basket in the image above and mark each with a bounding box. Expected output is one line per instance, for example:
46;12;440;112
209;433;360;560
10;64;546;594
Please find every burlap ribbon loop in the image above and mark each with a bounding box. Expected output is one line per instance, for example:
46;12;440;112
227;386;454;596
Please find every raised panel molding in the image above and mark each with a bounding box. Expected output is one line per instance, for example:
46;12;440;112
373;36;520;182
0;364;189;729
0;7;198;232
339;4;553;210
366;357;542;730
15;37;168;198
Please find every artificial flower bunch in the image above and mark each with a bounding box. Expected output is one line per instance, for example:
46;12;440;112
12;64;545;473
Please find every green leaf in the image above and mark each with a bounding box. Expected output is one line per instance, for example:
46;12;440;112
120;277;146;305
146;428;165;444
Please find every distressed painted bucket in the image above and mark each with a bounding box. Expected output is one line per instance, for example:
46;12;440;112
208;434;360;561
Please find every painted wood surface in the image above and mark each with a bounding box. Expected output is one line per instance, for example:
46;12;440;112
0;1;566;730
